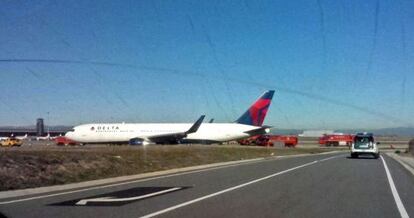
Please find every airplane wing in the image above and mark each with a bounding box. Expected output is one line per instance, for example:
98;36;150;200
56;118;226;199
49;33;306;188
147;133;190;144
244;125;272;136
185;115;206;134
129;115;205;145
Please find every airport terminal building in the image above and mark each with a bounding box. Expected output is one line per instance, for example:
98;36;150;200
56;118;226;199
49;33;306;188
0;118;71;137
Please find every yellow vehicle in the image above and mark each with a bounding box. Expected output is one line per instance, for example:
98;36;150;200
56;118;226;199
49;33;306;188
0;138;23;147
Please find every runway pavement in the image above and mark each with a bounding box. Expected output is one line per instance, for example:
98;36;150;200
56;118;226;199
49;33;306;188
0;152;413;218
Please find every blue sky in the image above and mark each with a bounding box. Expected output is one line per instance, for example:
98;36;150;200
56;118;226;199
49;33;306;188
0;0;413;129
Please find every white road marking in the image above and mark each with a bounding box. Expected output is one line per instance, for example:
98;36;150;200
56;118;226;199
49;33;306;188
140;156;337;218
380;155;409;218
76;187;182;205
76;197;111;205
318;155;341;162
0;158;267;205
0;153;338;205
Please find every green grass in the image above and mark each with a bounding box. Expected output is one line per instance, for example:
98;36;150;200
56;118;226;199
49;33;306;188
0;145;340;191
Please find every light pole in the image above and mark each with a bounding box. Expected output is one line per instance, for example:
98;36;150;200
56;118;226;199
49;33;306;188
47;111;50;135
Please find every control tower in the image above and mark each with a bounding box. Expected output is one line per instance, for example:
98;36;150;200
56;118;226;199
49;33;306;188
36;118;44;136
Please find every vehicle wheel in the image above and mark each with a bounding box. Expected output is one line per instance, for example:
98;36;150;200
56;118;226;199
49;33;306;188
374;153;379;159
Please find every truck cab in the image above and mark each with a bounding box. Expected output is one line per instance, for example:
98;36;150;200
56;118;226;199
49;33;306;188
350;133;379;159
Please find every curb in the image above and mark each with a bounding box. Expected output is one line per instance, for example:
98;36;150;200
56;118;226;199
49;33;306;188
386;152;414;177
0;150;342;200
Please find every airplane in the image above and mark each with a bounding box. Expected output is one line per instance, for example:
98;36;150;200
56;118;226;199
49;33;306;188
0;133;15;140
50;134;62;140
65;90;275;145
16;134;28;140
36;133;51;141
0;136;9;140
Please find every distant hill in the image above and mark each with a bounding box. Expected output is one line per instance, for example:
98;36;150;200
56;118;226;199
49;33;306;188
336;127;414;137
272;127;414;137
270;129;304;135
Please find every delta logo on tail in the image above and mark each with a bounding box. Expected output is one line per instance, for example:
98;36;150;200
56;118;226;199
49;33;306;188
235;90;275;126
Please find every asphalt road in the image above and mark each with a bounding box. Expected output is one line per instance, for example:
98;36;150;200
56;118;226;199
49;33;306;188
0;152;413;218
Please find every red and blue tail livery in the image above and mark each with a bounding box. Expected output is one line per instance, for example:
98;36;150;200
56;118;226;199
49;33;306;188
235;90;275;126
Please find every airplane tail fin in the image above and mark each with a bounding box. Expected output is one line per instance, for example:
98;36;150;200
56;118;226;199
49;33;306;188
235;90;275;126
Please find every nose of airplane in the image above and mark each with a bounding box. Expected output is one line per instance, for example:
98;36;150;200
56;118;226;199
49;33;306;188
65;130;75;140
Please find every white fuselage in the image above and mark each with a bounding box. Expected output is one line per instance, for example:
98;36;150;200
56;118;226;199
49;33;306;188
36;133;51;141
65;123;260;144
16;134;28;140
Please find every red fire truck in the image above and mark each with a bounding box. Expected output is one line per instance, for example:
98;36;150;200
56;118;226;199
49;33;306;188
238;135;261;145
239;135;298;147
319;134;354;146
256;135;298;147
55;136;78;146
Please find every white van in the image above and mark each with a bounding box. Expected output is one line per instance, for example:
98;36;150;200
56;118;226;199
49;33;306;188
351;133;380;159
